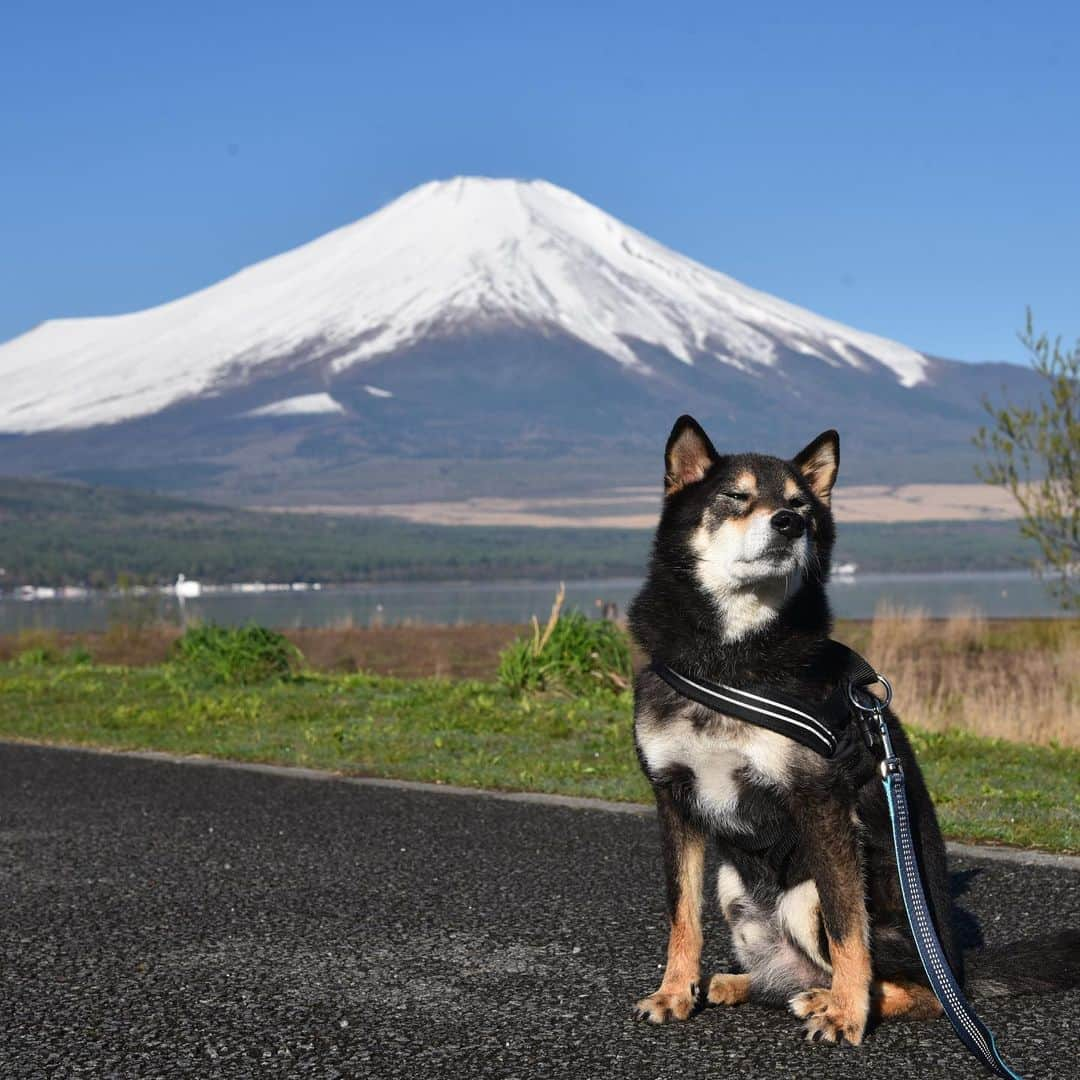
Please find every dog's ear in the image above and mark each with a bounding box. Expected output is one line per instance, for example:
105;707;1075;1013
664;415;718;495
792;430;840;504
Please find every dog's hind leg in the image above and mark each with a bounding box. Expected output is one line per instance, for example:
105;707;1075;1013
632;785;706;1024
711;863;829;1008
871;979;943;1021
706;972;751;1005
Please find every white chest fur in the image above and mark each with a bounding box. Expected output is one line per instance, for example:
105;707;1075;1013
636;717;794;833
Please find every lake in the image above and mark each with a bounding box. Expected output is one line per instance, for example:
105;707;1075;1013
0;572;1067;634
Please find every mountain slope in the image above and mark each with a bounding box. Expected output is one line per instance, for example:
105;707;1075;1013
0;177;1037;495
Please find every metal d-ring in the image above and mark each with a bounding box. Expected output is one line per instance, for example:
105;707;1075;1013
848;674;893;714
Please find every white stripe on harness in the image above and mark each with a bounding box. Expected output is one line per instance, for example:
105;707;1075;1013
669;669;836;753
713;682;835;741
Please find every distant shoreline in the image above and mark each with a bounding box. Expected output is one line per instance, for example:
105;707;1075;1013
0;567;1058;603
0;571;1070;636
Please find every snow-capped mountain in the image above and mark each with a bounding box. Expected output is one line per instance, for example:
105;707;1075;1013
1;177;934;433
0;178;1036;496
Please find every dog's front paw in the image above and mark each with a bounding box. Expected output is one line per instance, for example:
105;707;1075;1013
632;984;699;1024
789;987;868;1046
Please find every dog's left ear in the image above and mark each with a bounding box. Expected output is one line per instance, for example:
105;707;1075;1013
792;430;840;504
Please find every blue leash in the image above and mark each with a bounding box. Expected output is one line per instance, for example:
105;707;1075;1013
857;689;1024;1080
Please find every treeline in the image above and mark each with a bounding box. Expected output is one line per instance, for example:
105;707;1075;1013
0;476;651;586
0;475;1037;588
839;521;1037;574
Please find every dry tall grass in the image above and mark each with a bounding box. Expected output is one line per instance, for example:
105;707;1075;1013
0;623;524;681
863;603;1078;747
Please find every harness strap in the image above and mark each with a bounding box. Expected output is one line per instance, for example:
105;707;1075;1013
651;643;879;762
651;642;1024;1079
649;663;838;755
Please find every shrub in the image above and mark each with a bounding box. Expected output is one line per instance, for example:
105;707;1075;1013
498;586;632;694
173;625;301;684
12;642;92;668
66;646;93;666
15;646;58;667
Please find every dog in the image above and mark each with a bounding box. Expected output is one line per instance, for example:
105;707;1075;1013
628;415;1079;1046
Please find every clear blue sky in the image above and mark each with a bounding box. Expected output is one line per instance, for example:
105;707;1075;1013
2;0;1076;363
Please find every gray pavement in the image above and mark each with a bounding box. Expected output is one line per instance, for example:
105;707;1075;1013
1;742;1077;1079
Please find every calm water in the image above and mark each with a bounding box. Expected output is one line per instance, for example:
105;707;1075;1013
0;572;1066;633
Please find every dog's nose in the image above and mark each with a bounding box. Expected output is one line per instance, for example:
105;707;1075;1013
770;509;805;539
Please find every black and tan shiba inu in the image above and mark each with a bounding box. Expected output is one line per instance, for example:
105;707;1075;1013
628;416;1079;1046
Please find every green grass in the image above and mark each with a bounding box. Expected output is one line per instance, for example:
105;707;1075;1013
0;658;1076;853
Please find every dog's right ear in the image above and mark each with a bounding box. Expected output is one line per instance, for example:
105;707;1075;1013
664;415;718;495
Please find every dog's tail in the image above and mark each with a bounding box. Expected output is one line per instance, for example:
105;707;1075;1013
967;930;1080;997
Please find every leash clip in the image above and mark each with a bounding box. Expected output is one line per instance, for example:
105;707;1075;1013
847;675;898;767
847;674;892;715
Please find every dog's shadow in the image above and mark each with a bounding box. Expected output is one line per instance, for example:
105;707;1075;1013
951;868;985;951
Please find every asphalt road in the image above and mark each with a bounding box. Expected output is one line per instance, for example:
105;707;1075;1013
1;743;1078;1079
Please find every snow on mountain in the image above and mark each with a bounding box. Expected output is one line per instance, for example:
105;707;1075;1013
244;392;345;418
0;177;930;434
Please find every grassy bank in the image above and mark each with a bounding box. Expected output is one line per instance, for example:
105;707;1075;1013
0;655;1076;853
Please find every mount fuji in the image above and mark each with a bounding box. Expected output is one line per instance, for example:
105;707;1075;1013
0;178;1035;499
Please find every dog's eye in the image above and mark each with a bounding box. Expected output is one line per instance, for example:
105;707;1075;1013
789;496;807;509
721;490;750;503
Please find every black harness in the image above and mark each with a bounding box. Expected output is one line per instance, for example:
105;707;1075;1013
651;643;1022;1080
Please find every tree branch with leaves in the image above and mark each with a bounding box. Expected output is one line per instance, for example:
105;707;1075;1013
974;311;1079;609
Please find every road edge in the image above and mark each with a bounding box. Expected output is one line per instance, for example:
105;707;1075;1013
5;739;1079;870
